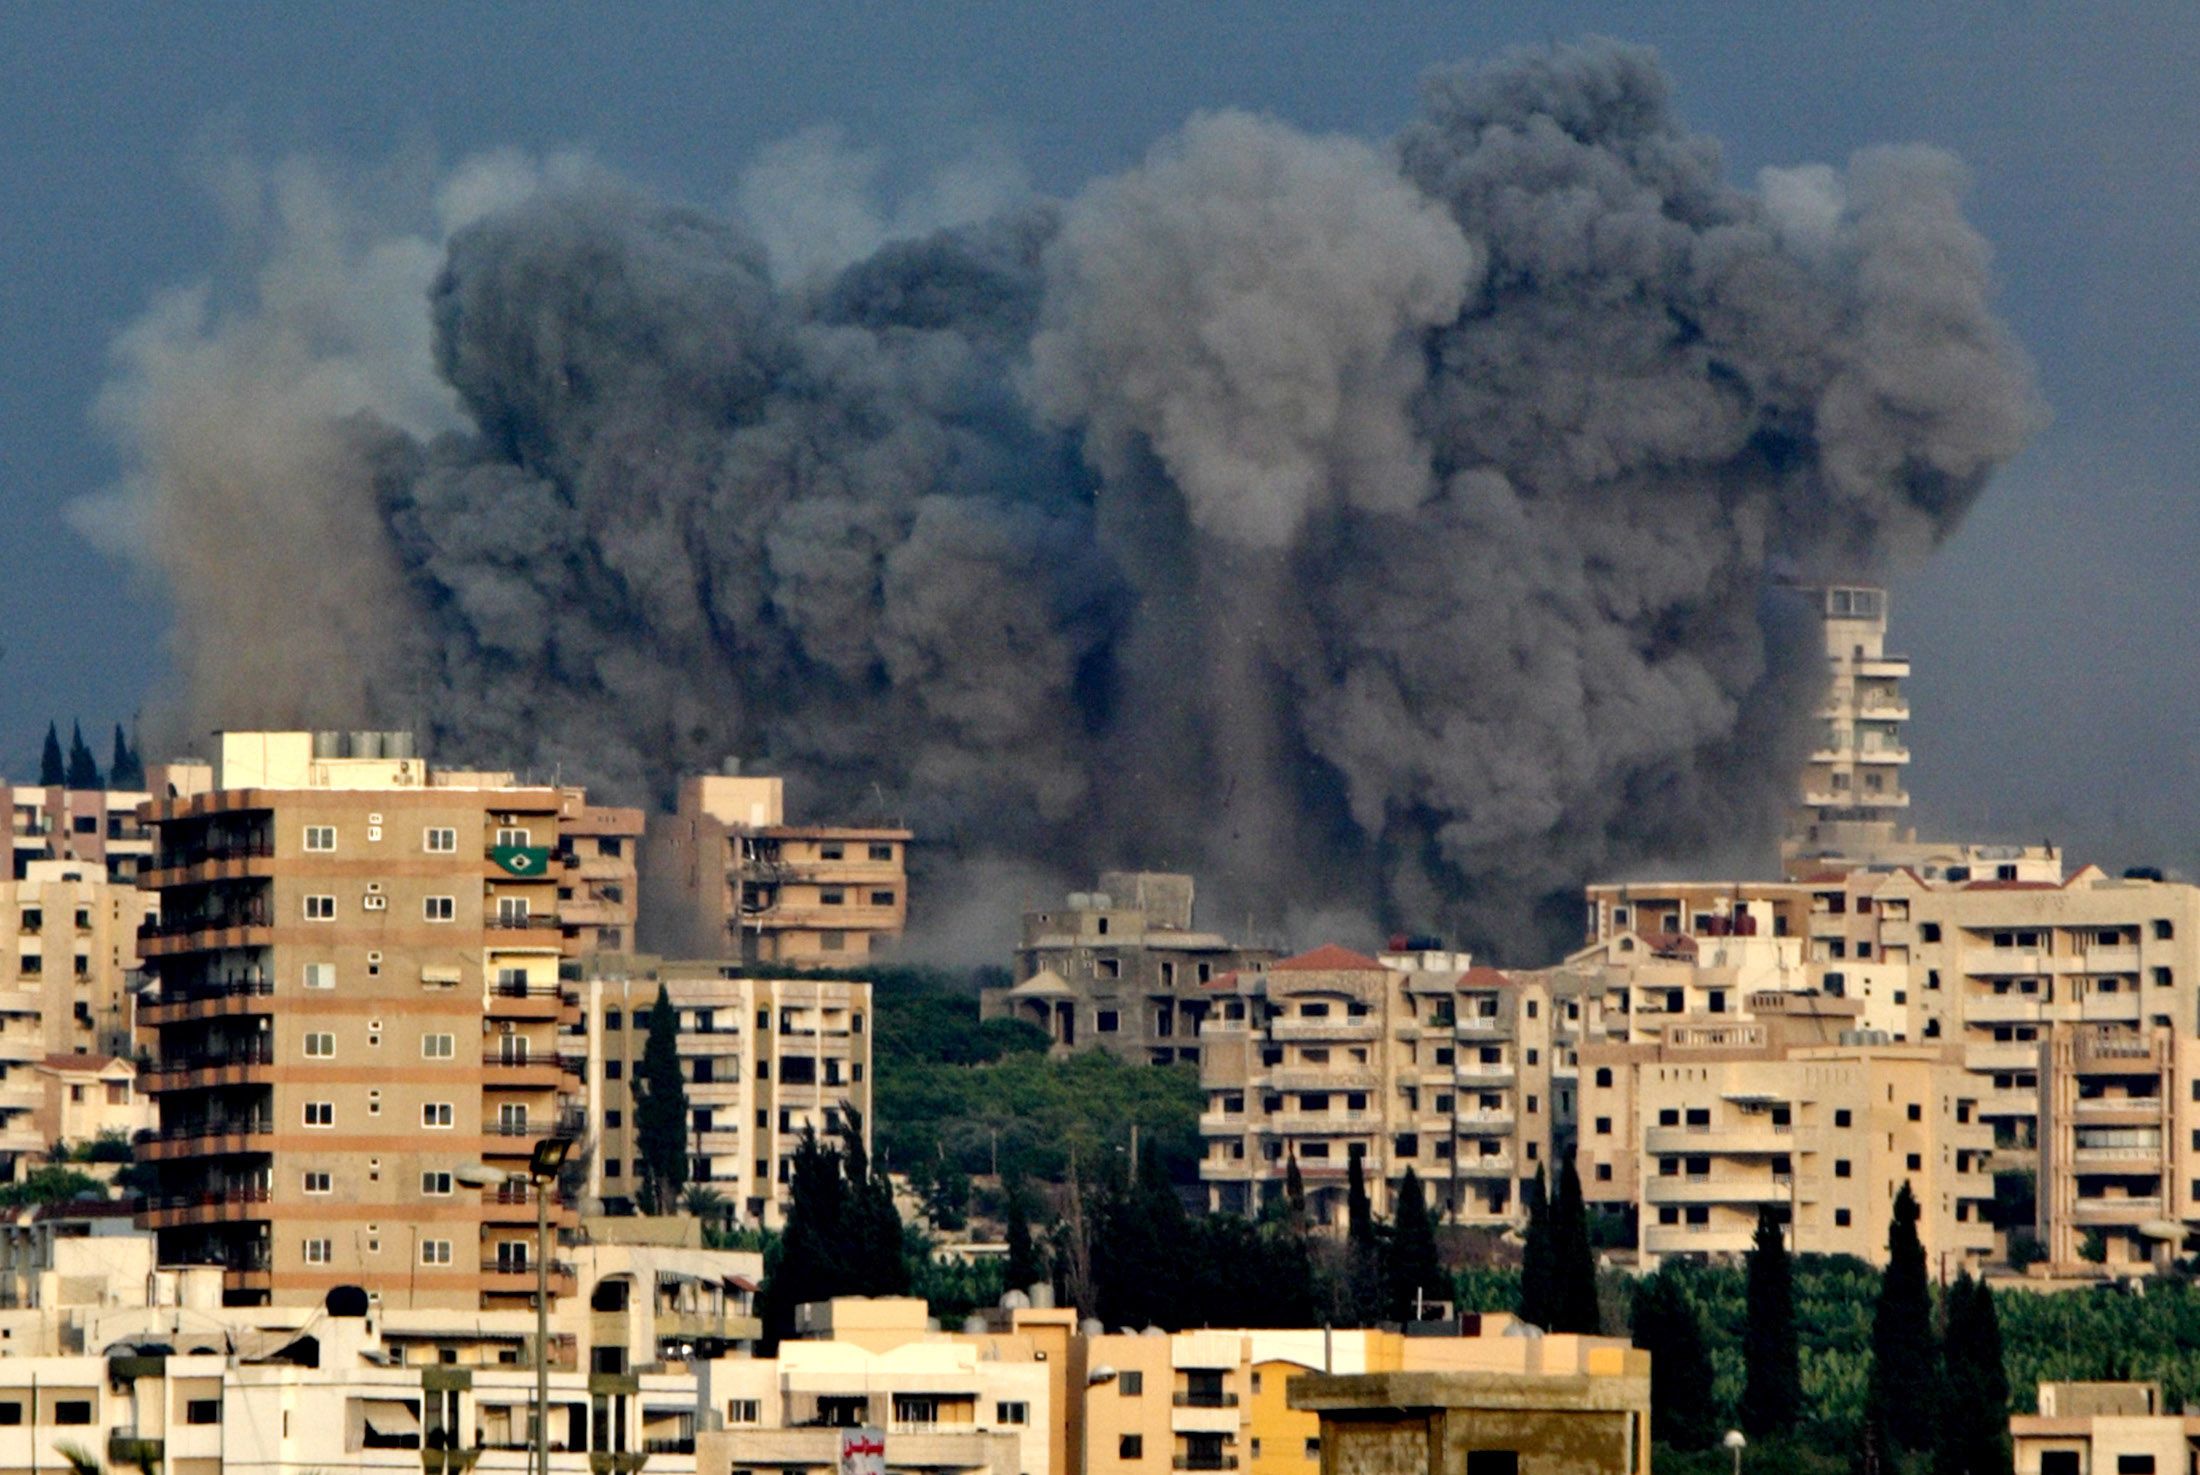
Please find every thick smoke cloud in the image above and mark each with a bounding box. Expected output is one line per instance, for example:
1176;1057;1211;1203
86;40;2042;961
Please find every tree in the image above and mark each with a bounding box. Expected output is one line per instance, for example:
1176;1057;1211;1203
1093;1141;1192;1330
1344;1151;1387;1324
1519;1167;1555;1330
38;723;63;787
1551;1153;1600;1333
109;725;144;789
1285;1153;1306;1223
1004;1175;1045;1292
65;723;99;790
633;985;689;1214
1387;1168;1449;1321
1742;1205;1801;1437
762;1120;908;1348
1935;1272;2011;1475
1631;1268;1717;1450
1873;1183;1941;1451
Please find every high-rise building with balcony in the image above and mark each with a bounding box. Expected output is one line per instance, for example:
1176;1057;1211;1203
982;873;1280;1064
642;772;910;968
3;763;210;885
1791;584;1913;858
566;959;873;1227
134;730;611;1310
1199;944;1554;1228
1;858;158;1065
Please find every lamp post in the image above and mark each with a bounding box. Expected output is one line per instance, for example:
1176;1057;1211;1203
1723;1429;1747;1475
459;1134;574;1475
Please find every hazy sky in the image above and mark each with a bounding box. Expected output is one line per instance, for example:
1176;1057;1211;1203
1;1;2194;873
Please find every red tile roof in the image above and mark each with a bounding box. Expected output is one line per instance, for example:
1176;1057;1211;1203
1457;966;1513;989
1271;944;1387;973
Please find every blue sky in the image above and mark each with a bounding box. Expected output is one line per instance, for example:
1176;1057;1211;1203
1;1;2194;868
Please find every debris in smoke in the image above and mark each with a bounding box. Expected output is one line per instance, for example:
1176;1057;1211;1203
83;38;2044;962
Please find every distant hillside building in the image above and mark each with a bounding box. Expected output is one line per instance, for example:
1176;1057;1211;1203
641;771;910;969
980;872;1280;1064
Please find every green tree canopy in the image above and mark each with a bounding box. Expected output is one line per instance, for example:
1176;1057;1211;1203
39;723;63;787
1387;1167;1449;1321
65;723;99;790
1934;1271;2011;1475
109;725;144;789
1631;1267;1718;1450
1551;1153;1600;1333
1519;1167;1555;1330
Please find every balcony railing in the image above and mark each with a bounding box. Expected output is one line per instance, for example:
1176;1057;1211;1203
147;1186;272;1212
1174;1458;1239;1471
149;976;275;1007
153;1118;274;1143
1173;1392;1239;1408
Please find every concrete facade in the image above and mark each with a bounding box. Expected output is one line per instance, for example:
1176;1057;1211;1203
643;774;910;968
983;873;1281;1065
2012;1382;2200;1475
566;961;874;1228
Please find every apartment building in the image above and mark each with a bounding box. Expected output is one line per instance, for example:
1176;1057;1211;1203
1199;944;1554;1228
982;873;1281;1063
554;795;644;955
3;858;160;1063
2011;1382;2200;1475
1788;583;1914;857
642;771;910;968
133;729;612;1310
1578;992;1995;1270
567;959;874;1227
0;1303;702;1475
32;1053;151;1151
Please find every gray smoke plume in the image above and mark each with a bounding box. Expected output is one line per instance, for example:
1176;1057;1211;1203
84;40;2042;961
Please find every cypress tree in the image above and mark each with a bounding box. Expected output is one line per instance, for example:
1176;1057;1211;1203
1873;1183;1941;1451
1934;1272;2010;1475
1742;1205;1801;1437
64;723;99;790
1519;1167;1555;1330
633;985;689;1214
38;724;63;787
109;725;144;789
1345;1152;1387;1324
1552;1153;1601;1333
1285;1153;1306;1223
1631;1268;1717;1450
1387;1167;1448;1320
1004;1175;1044;1292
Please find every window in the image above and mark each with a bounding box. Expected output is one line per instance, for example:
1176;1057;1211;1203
304;1031;335;1058
1119;1370;1143;1396
821;888;846;906
821;930;846;951
1097;1010;1120;1033
1308;1441;1325;1460
423;896;455;922
303;1101;334;1128
1595;1117;1611;1135
1119;1437;1143;1459
184;1400;220;1425
424;827;458;853
53;1402;91;1426
1595;1163;1612;1182
726;1400;761;1424
422;1033;455;1059
1907;1103;1922;1122
1835;1109;1852;1127
869;842;894;861
0;1403;20;1425
302;1172;332;1194
422;1102;454;1128
605;1110;622;1129
421;1172;453;1196
1835;1159;1852;1178
1594;1067;1613;1088
496;895;530;924
871;890;895;907
605;1060;623;1080
2119;1458;2155;1475
303;825;336;852
303;1239;332;1264
420;1239;453;1265
1465;1453;1517;1475
496;827;531;848
1835;1209;1852;1227
1907;1153;1922;1171
304;894;336;920
303;962;335;989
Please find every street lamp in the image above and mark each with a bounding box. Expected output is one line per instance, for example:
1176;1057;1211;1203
459;1134;575;1475
1723;1429;1747;1475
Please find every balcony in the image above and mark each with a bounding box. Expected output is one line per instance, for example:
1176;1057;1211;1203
1964;992;2048;1025
1174;1392;1240;1409
142;1042;276;1092
1268;1111;1371;1136
140;1186;273;1229
1266;1017;1378;1043
1174;1459;1239;1472
486;980;566;1021
1454;1014;1507;1034
481;1260;577;1297
2074;1035;2169;1073
141;975;275;1025
1646;1175;1793;1207
1263;1068;1378;1093
1965;1043;2043;1074
1454;1111;1515;1135
1964;950;2046;977
1452;1062;1515;1086
485;915;566;949
2071;1145;2163;1168
2071;1098;2165;1125
1453;1154;1515;1177
1854;745;1911;765
1643;1224;1754;1257
482;1052;568;1088
2071;1196;2163;1222
1644;1125;1790;1155
138;1118;274;1160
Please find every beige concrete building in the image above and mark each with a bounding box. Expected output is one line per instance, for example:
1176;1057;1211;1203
1788;583;1914;860
983;873;1281;1064
3;858;158;1062
1578;992;1995;1270
567;960;874;1227
1200;945;1555;1228
31;1052;151;1152
1286;1345;1651;1475
554;794;645;955
134;730;625;1310
2012;1382;2200;1475
643;772;910;968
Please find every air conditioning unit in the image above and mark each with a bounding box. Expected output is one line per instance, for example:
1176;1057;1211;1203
363;896;388;912
366;882;383;893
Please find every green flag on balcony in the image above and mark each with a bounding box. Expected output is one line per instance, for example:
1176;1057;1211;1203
490;845;553;876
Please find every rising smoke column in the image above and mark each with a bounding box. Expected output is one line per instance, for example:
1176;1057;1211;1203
85;39;2042;960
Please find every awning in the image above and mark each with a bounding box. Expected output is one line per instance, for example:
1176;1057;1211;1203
421;965;463;985
362;1400;422;1437
725;1275;759;1294
2139;1220;2183;1241
1005;969;1073;999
